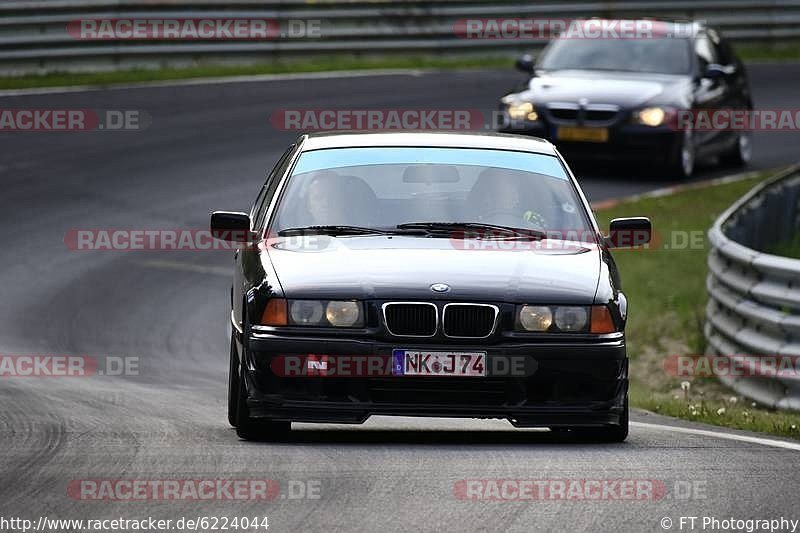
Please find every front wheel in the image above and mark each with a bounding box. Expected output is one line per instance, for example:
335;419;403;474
575;397;629;443
227;334;239;427
719;131;752;167
553;397;629;443
233;344;291;441
666;129;695;179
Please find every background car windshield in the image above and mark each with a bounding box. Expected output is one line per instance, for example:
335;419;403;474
273;147;592;237
539;37;692;74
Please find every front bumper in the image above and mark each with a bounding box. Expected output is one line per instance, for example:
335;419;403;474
498;116;681;163
240;331;628;428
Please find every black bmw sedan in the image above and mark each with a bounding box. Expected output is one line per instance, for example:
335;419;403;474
498;20;753;178
212;132;651;442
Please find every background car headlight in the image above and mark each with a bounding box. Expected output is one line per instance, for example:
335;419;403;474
325;301;361;327
507;101;538;121
518;305;552;331
553;306;589;332
634;107;667;127
289;300;324;325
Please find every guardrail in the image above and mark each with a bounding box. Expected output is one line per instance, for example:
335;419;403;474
1;1;800;74
706;165;800;410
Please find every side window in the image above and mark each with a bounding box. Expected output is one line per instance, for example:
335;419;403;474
254;145;295;230
695;34;718;67
250;186;267;223
713;32;735;66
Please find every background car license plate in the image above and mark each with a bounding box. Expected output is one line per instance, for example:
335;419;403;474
557;126;609;142
392;349;486;377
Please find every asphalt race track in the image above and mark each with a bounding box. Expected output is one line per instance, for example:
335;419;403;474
1;64;799;532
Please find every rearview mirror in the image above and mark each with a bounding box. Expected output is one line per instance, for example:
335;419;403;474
515;54;536;75
210;211;255;243
402;164;460;183
607;217;652;248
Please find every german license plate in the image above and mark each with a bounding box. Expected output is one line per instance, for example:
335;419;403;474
557;126;609;143
392;349;486;377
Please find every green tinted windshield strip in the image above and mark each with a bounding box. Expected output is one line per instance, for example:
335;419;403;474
292;147;567;180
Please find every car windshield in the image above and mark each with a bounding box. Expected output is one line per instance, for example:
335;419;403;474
539;37;692;75
271;147;593;240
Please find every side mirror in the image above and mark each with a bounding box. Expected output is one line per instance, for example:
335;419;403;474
515;54;536;75
210;211;255;243
703;63;733;80
607;217;652;248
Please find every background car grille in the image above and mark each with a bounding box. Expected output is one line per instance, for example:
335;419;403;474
548;106;619;124
550;107;579;121
383;303;436;336
443;305;496;338
585;109;617;122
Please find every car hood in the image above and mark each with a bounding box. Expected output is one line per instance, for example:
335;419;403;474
517;70;688;108
265;235;601;303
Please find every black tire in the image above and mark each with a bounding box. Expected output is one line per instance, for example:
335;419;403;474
227;333;239;427
574;397;629;443
665;129;695;179
234;341;291;441
554;397;629;443
719;131;752;167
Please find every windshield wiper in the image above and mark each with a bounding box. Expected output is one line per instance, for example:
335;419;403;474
278;225;392;237
396;222;546;240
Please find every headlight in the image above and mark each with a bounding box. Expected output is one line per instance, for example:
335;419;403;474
553;306;589;332
285;299;364;327
516;305;611;333
634;107;667;127
289;300;324;325
507;101;538;121
326;301;361;327
518;305;553;331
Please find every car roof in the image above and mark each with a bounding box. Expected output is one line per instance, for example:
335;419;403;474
299;131;558;156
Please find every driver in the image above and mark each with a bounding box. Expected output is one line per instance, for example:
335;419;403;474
471;168;547;229
304;171;350;225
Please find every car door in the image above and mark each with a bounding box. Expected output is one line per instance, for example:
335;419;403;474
233;145;295;329
714;32;751;109
708;29;749;150
692;31;734;155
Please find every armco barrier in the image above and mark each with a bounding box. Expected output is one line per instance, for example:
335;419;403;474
705;164;800;410
0;0;800;74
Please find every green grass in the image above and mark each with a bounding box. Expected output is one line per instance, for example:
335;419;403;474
735;39;800;62
594;172;800;441
0;55;511;90
3;38;800;90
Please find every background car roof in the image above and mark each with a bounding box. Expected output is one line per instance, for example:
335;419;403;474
300;131;558;155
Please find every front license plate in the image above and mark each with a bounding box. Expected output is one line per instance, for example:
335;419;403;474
392;349;486;377
557;126;609;143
